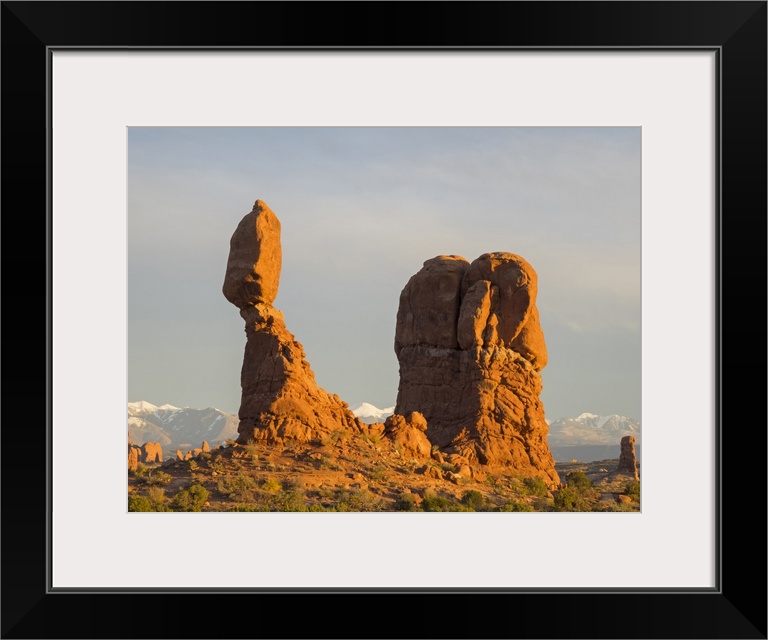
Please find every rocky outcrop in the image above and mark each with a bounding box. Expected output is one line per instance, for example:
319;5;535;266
128;439;140;471
383;412;432;459
140;442;163;464
617;435;639;480
224;200;362;445
394;252;558;485
175;449;184;461
202;441;210;453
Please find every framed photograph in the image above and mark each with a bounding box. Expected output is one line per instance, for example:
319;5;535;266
3;2;765;638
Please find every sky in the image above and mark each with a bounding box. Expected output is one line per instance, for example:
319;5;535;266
127;127;641;422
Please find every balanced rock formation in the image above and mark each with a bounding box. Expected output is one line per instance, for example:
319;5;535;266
383;412;432;459
617;435;639;480
140;442;163;464
224;200;362;445
394;252;558;485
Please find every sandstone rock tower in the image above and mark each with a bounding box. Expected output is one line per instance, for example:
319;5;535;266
394;252;559;485
617;435;639;480
224;200;360;444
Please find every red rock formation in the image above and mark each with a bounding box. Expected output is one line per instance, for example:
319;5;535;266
383;412;432;459
224;200;362;445
175;449;184;461
394;252;558;485
617;435;639;480
201;441;210;453
128;440;139;471
140;442;163;464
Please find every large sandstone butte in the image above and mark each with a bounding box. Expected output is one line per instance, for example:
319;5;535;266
394;252;559;485
224;200;361;444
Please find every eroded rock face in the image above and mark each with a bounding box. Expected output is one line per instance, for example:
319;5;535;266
394;256;469;356
394;252;558;485
224;200;363;445
617;435;639;480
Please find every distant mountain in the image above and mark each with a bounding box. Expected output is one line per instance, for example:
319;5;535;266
128;401;239;454
352;402;395;424
547;412;640;446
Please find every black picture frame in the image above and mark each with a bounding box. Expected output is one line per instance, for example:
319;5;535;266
2;2;765;638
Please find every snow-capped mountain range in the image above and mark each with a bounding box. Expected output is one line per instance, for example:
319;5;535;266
128;401;239;453
351;404;639;446
129;399;638;454
351;402;395;424
546;412;640;446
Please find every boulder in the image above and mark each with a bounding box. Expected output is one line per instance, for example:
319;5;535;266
223;200;363;445
222;200;282;307
394;252;558;486
383;412;432;458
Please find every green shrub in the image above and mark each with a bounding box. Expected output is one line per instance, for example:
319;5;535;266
394;491;419;511
522;476;548;498
171;484;209;512
496;500;534;512
553;486;589;511
266;489;307;512
335;489;381;512
460;490;485;511
135;468;173;486
218;471;258;502
566;471;592;492
261;477;282;493
421;491;470;512
367;464;388;482
228;503;265;512
147;487;170;511
623;480;640;501
128;495;153;512
208;456;228;474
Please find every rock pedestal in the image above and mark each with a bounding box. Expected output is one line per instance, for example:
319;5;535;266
224;200;362;444
394;252;559;485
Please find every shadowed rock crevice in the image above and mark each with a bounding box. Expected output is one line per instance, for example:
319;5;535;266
394;253;559;485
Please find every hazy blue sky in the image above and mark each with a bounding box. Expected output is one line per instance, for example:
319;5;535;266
128;127;641;422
